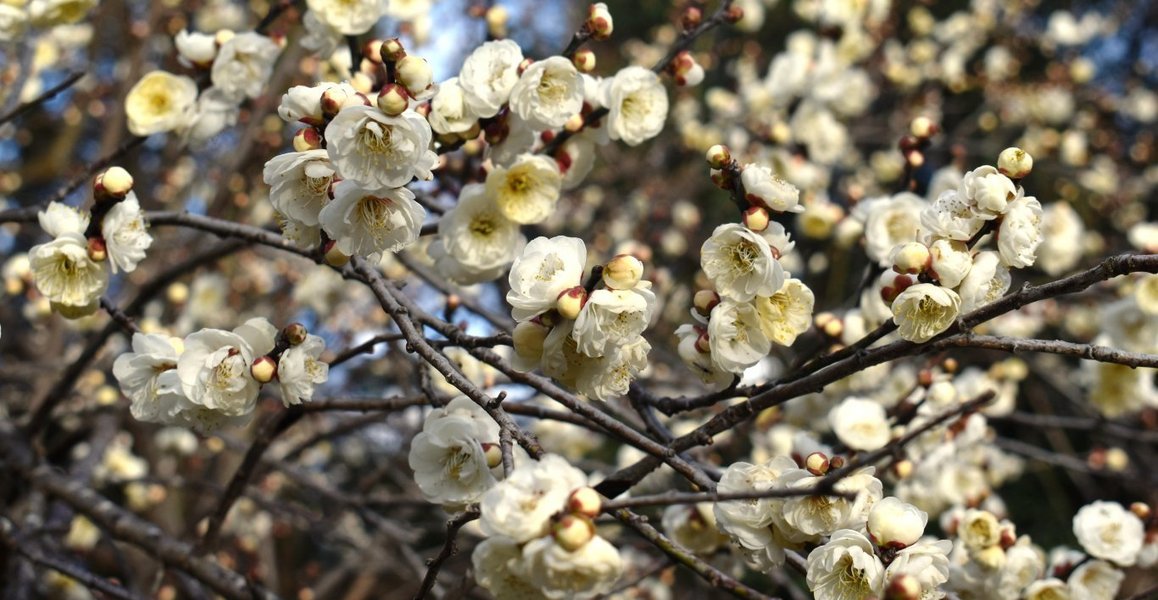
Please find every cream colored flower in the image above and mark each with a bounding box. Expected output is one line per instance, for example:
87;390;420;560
602;66;668;146
429;183;524;285
305;0;387;35
891;283;960;343
829;397;891;451
701;223;785;302
517;535;623;599
30;233;108;317
211;32;280;102
1073;501;1145;566
509;56;584;130
806;530;885;600
485;154;562;225
318;181;426;261
958;251;1010;313
754;278;814;346
459;39;524;118
324;105;438;191
708;299;772;374
101;192;152;274
124;71;198;136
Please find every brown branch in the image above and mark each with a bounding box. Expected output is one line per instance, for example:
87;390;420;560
411;506;481;600
0;518;145;600
0;72;85;126
601;487;855;511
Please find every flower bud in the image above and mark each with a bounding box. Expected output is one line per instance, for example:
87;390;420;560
555;287;587;320
602;254;644;290
215;29;235;46
396;55;433;97
512;320;549;361
706;144;731;169
572;48;596;73
587;3;613;40
564;112;585;133
884;574;922;600
867;497;928;548
292;128;322;152
805;452;829;475
552;514;596;552
693;289;720;317
167;282;189;304
485;5;509;38
997;146;1033;179
100;167;134;196
892;458;914;479
87;237;107;262
568;487;602;518
250;356;277;383
379;38;405;63
481;443;503;469
743;206;770;232
376;83;410;116
910;116;938;139
891;242;931;274
323;241;350;267
321;86;351;116
675;61;704;86
682;5;702;30
879;271;915;304
283;323;308;346
723;4;744;23
828;456;845;470
1129;502;1151;521
959;510;1002;551
694;330;711;354
822;317;843;338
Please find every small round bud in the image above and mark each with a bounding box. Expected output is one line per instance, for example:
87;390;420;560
705;144;731;169
822;317;843;338
481;443;503;469
805;452;829;475
100;167;134;196
323;241;350;267
997;146;1033;179
910;116;938;139
320;87;351;116
250;356;277;383
87;237;107;262
214;29;235;46
602;254;644;290
999;525;1017;549
572;48;596;73
693;289;720;317
681;5;703;30
167;282;189;304
379;38;406;63
552;514;595;552
828;456;845;470
568;487;602;518
292;128;322;152
942;357;959;373
742;206;770;232
892;459;914;479
1129;502;1151;521
587;3;613;40
376;83;410;116
563;112;585;133
723;5;744;23
1104;447;1129;472
485;5;509;38
884;574;922;600
891;242;931;274
815;311;836;329
283;323;308;346
396;55;433;97
349;73;375;96
867;497;927;548
694;330;711;354
364;39;385;65
906;151;925;169
555;287;587;320
512;320;550;361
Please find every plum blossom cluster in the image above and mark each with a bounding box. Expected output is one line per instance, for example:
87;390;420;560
1082;273;1158;417
125;29;281;144
676;150;814;387
406;396;508;507
113;320;328;432
507;236;655;401
472;455;623;598
29;167;152;318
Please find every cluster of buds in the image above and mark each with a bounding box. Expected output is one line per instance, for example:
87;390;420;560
250;322;310;383
879;270;918;304
551;487;603;551
85;166;137;263
898;116;939;187
803;451;844;476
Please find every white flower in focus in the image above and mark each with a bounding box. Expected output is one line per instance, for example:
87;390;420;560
518;536;623;599
829;397;891;451
459;39;524;119
175;30;217;66
113;333;186;424
741;164;803;213
675;323;734;391
506;236;587;322
571;286;655;357
480;454;587;543
1068;559;1124;600
866;497;927;547
429;183;524;285
29;233;108;316
602;66;668;146
101;192;153;273
1073;501;1145;566
485;153;562;224
961;165;1016;217
575;336;650;401
920;188;986;242
38;201;89;238
806;530;885;600
701;223;785;302
713;457;799;567
427;77;478;135
957;251;1011;313
124;71;199;136
1038;202;1085;276
318;181;426;261
276;334;328;406
997;194;1043;268
263;150;335;227
278;82;357;125
754;278;814;346
408;413;498;505
305;0;387;35
509;56;584;130
928;238;972;288
863;192;926;266
176;318;277;417
777;468;882;539
884;538;953;595
708;299;772;374
325;105;438;190
891;283;961;343
211;32;280;101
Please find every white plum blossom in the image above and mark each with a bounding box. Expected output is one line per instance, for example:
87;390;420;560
174;30;217;66
318;180;426;261
408;396;500;505
29;233;108;317
101;192;153;274
263;150;335;227
38;201;88;238
741;164;803;213
675;323;734;391
124;71;199;136
428;183;525;285
459;39;524;119
961;165;1017;217
866;497;928;547
276;334;328;406
479;454;587;543
920;188;986;242
181;87;241;144
517;535;624;599
776;467;882;539
754;278;814;346
958;251;1011;313
324;105;438;191
708;299;772;374
829;397;891;451
997;194;1044;268
1072;501;1145;566
662;503;728;554
509;56;584;130
471;537;543;599
891;283;961;343
305;0;387;35
571;286;655;357
176;318;276;419
211;32;280;102
863;192;927;266
885;539;953;595
603;66;668;146
713;456;800;568
113;333;185;424
928;238;972;288
427;77;478;135
485;153;563;225
1068;559;1124;600
506;236;587;322
1038;202;1085;276
701;223;785;302
806;530;886;600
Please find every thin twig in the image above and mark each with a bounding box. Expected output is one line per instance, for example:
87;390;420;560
412;507;481;600
0;71;85;126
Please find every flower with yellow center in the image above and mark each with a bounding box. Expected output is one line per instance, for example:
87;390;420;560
124;71;198;136
29;232;108;317
890;283;960;343
318;180;426;261
485;153;562;224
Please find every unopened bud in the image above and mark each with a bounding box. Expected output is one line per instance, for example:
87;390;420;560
706;144;731;169
682;5;703;30
481;443;502;469
743;206;770;232
87;237;107;262
568;487;602;518
805;452;829;475
693;289;720;317
1129;502;1151;521
828;456;845;470
512;320;549;361
321;87;351;116
100;167;134;196
1104;447;1129;472
942;357;959;373
167;282;189;304
884;574;922;600
694;330;711;354
587;3;613;40
349;73;375;96
283;323;307;346
376;83;410;116
910;116;938;139
293;128;322;152
564;112;585;133
485;5;509;38
552;514;595;552
675;61;704;86
602;254;644;290
323;241;350;267
822;317;843;338
892;458;914;479
997;146;1033;179
379;38;405;63
250;356;277;383
879;272;915;304
891;242;931;274
214;29;235;46
999;525;1017;549
572;48;596;73
906;151;925;169
723;4;744;23
396;55;433;97
555;287;587;320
